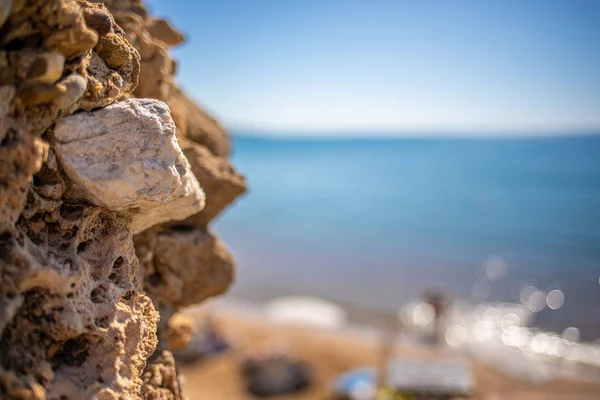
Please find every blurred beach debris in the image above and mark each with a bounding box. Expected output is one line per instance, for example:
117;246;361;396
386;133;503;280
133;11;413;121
333;359;473;400
385;359;473;399
241;351;312;397
264;296;348;329
333;367;377;400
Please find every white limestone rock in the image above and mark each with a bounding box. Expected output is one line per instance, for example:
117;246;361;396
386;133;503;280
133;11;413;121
54;98;204;233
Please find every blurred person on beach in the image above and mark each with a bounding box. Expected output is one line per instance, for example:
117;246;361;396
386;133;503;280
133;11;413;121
424;290;449;347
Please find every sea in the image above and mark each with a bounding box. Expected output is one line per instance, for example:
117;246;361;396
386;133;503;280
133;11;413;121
212;134;600;342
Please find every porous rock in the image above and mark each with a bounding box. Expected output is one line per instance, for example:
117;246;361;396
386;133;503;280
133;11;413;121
1;0;246;398
141;351;182;400
104;0;247;351
136;227;235;311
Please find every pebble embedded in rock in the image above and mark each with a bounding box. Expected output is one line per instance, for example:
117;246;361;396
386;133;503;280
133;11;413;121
25;52;65;84
0;0;11;29
95;33;132;69
17;83;66;106
45;23;99;60
55;74;87;110
83;8;113;37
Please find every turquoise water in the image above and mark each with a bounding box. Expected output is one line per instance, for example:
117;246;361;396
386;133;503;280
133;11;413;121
214;135;600;341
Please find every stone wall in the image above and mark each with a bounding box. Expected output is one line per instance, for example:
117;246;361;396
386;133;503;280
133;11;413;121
0;0;245;398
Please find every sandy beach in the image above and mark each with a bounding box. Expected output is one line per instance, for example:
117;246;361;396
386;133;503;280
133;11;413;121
178;303;600;400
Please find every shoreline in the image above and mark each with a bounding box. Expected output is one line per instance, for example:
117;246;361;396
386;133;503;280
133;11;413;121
216;247;600;342
177;298;600;399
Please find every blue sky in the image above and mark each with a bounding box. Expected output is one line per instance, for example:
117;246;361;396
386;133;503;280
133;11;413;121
148;0;600;136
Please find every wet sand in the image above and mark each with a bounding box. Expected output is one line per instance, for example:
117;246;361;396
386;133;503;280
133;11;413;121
178;305;600;400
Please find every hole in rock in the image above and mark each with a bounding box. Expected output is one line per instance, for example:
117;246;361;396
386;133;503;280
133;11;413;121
60;204;84;221
147;272;162;287
77;240;91;253
51;336;91;369
90;285;107;304
112;256;123;269
170;224;195;232
121;289;134;300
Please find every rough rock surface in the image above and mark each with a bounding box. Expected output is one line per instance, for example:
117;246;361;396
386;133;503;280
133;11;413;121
54;99;204;234
141;351;182;400
101;0;246;314
0;0;246;399
135;227;235;313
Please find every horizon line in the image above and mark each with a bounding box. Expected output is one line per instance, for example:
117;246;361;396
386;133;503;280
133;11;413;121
228;127;600;140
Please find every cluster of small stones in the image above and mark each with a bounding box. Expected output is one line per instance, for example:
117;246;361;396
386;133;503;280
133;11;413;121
0;0;246;399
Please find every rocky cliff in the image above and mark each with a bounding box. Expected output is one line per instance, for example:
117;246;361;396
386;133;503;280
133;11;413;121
0;0;246;398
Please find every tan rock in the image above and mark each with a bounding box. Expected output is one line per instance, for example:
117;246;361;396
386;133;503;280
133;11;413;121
169;90;231;157
142;351;183;400
135;44;174;101
83;7;114;37
146;18;185;47
141;228;235;310
45;22;99;60
0;1;174;398
0;124;47;233
95;33;134;69
23;52;65;84
16;83;66;107
179;139;247;227
1;0;244;399
163;313;197;351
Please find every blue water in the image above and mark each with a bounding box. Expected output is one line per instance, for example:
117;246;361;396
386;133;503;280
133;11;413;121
214;135;600;341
